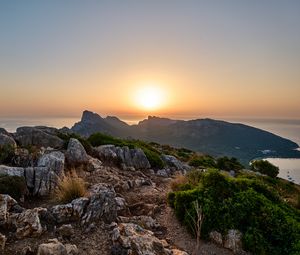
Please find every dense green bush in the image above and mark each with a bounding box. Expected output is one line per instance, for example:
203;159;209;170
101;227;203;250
0;144;15;164
251;159;279;178
216;156;244;171
0;174;27;200
168;170;300;255
189;155;216;168
87;132;165;169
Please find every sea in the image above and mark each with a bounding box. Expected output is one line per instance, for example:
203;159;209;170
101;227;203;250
0;117;300;184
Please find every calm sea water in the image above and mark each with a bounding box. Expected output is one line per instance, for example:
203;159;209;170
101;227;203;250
1;117;300;184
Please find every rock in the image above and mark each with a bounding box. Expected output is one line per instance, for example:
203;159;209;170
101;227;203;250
209;231;223;246
115;197;127;215
14;126;64;148
37;239;67;255
118;216;160;230
171;249;189;255
66;138;88;165
112;223;176;255
0;232;7;251
0;128;9;136
156;169;169;178
34;151;65;196
81;183;117;224
161;155;190;172
50;184;116;225
95;145;118;162
0;165;24;177
58;224;74;238
130;148;151;169
0;194;18;226
224;229;243;254
65;244;78;255
86;157;102;172
0;133;17;148
10;207;46;239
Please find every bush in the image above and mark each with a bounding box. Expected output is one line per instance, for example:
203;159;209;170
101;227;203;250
251;160;279;178
216;156;244;171
168;170;300;255
0;174;27;200
189;155;216;168
170;175;190;191
54;173;86;203
0;144;15;164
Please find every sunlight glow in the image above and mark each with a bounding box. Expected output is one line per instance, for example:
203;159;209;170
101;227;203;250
135;85;164;110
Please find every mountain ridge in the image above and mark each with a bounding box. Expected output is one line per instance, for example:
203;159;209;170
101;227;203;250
71;110;300;164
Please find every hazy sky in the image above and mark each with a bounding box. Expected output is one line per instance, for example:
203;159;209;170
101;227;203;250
1;0;300;119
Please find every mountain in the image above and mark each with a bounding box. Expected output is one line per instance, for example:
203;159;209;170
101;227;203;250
71;111;300;164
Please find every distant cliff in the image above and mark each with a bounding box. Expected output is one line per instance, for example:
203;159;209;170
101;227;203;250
71;111;300;164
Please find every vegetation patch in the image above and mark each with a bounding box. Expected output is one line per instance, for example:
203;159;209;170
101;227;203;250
251;159;279;177
168;170;300;255
0;174;27;201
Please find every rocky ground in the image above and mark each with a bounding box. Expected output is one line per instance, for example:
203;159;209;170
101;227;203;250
0;126;243;255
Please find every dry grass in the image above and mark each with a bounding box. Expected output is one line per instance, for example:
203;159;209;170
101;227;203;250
170;174;188;191
54;171;87;203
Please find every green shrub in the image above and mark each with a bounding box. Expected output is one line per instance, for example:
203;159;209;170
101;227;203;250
217;156;244;171
0;174;27;200
189;155;216;168
251;160;279;178
0;144;15;164
168;170;300;255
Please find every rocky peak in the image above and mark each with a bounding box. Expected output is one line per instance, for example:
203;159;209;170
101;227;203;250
81;110;103;123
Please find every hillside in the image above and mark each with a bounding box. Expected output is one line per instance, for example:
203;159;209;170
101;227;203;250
71;111;300;165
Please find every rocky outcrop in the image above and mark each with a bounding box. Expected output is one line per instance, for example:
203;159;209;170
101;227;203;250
37;239;78;255
0;150;65;196
209;229;243;254
65;138;88;165
96;145;150;169
14;126;64;149
0;133;17;148
51;184;117;225
0;232;6;251
10;207;46;239
161;155;190;172
86;157;102;172
111;223;189;255
0;194;18;226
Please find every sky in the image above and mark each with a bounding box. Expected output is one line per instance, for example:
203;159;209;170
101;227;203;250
0;0;300;120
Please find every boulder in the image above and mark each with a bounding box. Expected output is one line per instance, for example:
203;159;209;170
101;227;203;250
118;216;160;230
86;157;102;172
95;145;118;162
0;232;6;251
224;229;243;254
0;165;24;177
112;223;184;255
0;194;18;226
66;138;88;165
209;231;223;246
65;244;78;255
37;151;65;176
10;207;46;239
58;224;74;238
37;239;67;255
130;148;151;169
0;128;9;136
14;126;64;148
81;183;117;224
156;169;169;178
0;133;17;148
161;155;190;172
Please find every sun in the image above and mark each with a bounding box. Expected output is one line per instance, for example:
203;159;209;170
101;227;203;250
135;86;164;110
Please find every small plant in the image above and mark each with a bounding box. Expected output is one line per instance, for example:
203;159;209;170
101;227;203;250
54;172;86;203
189;155;216;168
251;160;279;178
0;174;27;201
0;144;15;164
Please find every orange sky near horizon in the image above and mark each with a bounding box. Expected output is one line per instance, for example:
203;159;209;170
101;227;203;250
0;1;300;120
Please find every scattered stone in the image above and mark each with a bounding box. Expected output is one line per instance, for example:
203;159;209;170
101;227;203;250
118;216;160;230
224;229;243;254
0;194;18;226
65;244;78;255
66;138;88;165
161;155;191;172
0;232;7;251
156;169;169;178
86;157;102;172
37;239;67;255
58;224;74;238
209;231;223;246
10;207;46;239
